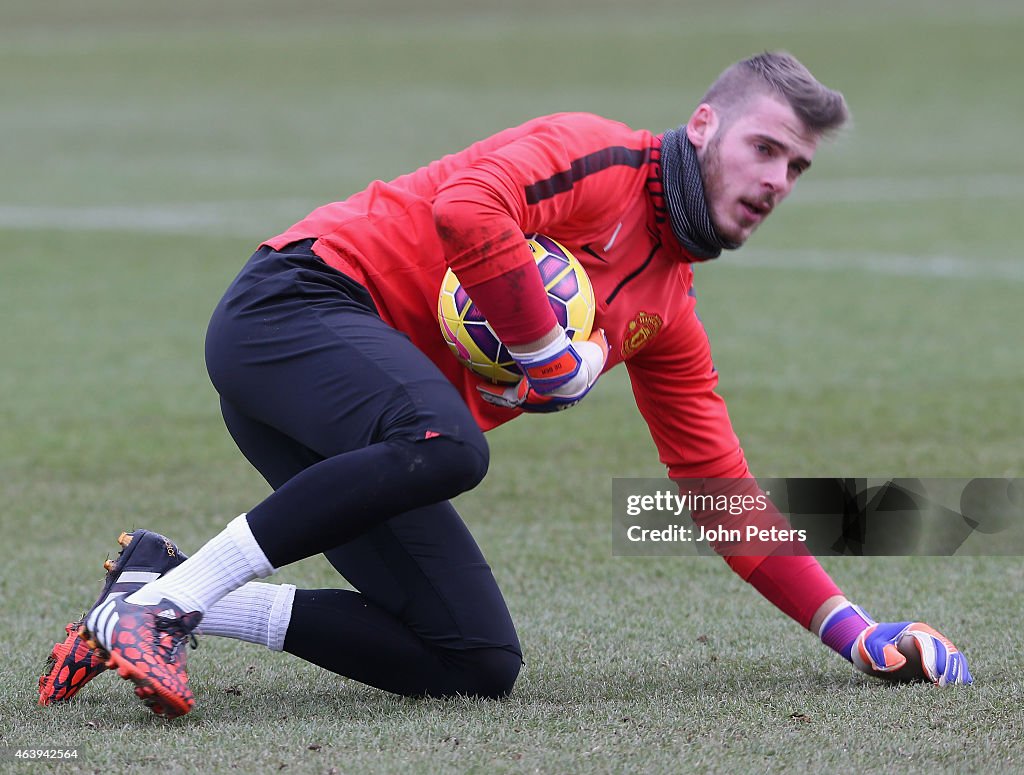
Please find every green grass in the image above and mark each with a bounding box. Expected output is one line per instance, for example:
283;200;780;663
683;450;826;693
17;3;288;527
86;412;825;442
2;1;1023;773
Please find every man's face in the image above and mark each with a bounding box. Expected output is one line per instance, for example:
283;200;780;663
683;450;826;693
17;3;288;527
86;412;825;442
689;95;819;245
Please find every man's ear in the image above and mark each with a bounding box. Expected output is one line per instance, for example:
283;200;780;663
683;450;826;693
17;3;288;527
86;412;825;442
686;103;719;150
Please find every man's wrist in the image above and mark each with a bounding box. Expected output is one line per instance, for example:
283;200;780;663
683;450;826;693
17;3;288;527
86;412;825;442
809;594;848;634
818;601;874;662
507;324;565;357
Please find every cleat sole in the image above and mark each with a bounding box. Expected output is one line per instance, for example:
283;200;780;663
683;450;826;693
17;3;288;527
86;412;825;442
105;650;193;719
101;531;135;576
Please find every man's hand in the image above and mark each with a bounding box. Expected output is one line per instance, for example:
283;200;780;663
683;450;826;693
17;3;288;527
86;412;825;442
477;329;609;413
819;601;972;686
853;621;973;686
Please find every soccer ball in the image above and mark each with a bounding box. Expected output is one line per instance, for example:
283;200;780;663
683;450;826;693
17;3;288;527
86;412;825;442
437;233;596;385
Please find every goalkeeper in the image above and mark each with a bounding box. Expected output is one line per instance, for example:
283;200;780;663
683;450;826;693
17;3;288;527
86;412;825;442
42;51;970;717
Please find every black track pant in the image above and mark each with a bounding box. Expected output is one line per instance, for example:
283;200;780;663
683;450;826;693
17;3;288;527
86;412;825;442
204;240;521;698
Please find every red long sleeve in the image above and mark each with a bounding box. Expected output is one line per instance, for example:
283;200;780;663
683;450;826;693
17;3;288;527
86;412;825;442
746;555;843;629
461;262;557;347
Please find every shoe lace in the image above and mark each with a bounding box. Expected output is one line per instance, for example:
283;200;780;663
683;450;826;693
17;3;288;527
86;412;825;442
154;615;200;661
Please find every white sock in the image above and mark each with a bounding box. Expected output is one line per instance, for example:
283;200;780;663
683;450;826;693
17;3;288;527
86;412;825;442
126;514;275;614
196;582;296;652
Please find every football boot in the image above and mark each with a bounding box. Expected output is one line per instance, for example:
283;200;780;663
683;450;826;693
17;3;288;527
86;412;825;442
38;530;187;706
80;595;202;718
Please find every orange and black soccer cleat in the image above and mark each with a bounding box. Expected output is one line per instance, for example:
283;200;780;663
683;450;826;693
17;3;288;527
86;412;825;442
80;596;202;719
38;623;109;705
38;530;188;706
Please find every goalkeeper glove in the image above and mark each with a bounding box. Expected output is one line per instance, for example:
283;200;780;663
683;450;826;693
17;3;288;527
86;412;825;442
819;603;972;686
477;329;609;413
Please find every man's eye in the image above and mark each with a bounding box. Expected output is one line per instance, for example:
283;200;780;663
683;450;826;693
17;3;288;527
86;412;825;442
755;143;772;155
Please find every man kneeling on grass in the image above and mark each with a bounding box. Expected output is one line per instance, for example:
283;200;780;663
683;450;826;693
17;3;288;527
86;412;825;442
40;51;970;717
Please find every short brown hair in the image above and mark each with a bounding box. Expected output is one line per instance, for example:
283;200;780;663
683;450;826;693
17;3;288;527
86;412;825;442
701;51;849;137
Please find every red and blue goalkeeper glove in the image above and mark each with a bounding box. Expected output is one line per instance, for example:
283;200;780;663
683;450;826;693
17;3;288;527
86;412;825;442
477;329;609;413
819;603;972;686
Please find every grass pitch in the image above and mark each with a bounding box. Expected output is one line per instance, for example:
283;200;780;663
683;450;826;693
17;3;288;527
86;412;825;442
3;1;1023;773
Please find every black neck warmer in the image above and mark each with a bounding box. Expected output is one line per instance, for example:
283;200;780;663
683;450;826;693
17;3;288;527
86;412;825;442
660;126;740;260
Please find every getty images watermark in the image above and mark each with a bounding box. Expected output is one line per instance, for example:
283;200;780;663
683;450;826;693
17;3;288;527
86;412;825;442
612;478;1024;556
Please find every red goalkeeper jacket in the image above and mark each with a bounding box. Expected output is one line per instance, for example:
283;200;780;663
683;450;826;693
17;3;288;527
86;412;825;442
264;112;746;485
